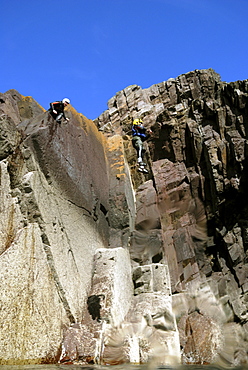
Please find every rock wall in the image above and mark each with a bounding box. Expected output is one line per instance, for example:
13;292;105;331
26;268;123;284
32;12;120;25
0;68;248;366
95;69;248;365
0;91;110;364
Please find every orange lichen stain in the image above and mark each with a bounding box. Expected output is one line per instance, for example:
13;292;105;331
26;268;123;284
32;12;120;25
107;136;123;153
107;136;127;176
68;106;107;143
21;95;46;112
108;144;122;153
66;105;109;168
111;159;124;166
116;173;126;180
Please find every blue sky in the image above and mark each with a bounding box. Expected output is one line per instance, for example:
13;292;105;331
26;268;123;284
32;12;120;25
1;0;248;120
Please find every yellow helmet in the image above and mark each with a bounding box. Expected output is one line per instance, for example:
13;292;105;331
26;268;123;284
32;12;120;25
133;118;142;125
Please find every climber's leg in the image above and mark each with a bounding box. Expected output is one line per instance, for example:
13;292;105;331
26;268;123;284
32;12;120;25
56;113;63;122
132;136;144;163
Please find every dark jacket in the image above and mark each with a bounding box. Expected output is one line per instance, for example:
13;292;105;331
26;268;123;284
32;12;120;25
49;101;66;119
132;124;148;141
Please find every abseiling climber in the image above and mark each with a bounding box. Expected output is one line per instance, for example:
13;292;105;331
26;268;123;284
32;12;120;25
48;98;70;123
132;118;152;173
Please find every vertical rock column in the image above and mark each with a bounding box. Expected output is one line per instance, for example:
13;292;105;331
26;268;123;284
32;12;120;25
60;247;134;364
107;135;136;248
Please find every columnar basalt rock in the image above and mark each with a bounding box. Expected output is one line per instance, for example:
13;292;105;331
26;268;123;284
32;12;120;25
95;69;248;365
0;69;248;366
106;134;136;248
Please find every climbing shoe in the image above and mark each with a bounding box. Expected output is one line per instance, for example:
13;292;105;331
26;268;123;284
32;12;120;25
138;165;148;174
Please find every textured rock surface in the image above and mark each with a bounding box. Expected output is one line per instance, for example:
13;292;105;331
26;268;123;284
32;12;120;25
1;68;248;366
95;69;248;365
0;91;109;364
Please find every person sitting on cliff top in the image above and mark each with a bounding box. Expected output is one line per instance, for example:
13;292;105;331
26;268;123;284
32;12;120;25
132;118;152;173
48;98;70;123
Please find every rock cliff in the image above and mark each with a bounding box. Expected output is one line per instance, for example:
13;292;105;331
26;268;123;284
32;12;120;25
0;69;247;366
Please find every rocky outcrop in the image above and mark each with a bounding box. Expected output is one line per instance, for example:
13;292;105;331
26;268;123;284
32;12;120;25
0;91;110;364
95;69;248;365
0;68;248;366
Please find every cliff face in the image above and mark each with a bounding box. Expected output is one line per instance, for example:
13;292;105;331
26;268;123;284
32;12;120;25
0;90;110;364
0;69;247;366
95;69;248;365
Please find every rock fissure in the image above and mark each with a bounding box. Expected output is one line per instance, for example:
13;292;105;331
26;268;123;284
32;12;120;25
43;243;76;324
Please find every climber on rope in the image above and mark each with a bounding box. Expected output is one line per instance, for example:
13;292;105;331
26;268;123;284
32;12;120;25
48;98;70;123
132;118;152;174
